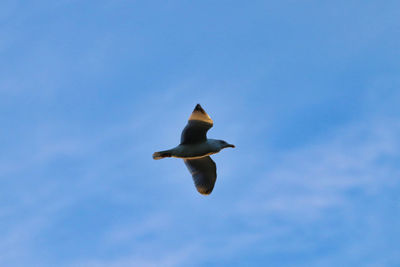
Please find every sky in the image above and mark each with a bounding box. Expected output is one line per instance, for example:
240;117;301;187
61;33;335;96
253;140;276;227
1;0;399;266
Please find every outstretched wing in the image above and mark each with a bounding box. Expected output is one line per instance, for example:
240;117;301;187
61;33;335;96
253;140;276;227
184;156;217;195
180;104;213;145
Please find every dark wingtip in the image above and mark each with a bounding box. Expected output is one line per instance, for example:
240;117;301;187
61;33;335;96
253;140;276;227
194;104;205;113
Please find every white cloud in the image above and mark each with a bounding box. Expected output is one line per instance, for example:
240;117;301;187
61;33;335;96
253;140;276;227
236;118;400;219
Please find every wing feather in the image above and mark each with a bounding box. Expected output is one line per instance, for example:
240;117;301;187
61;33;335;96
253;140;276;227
180;104;213;144
184;156;217;195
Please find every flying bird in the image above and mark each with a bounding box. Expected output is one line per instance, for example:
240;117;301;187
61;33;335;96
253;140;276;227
153;104;235;195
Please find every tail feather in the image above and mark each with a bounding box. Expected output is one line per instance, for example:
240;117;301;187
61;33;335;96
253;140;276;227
152;150;172;160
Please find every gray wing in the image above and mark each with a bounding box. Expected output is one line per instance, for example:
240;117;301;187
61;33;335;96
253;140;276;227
180;104;213;145
184;156;217;195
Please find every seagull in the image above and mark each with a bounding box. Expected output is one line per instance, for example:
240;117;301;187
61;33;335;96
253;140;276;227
153;104;235;195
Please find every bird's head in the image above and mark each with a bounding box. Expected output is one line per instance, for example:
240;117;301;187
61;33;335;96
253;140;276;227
218;140;235;149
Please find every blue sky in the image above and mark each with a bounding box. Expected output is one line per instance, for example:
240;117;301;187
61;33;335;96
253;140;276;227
1;1;399;266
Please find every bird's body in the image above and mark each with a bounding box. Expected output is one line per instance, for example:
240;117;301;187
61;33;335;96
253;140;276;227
153;139;225;160
153;104;234;195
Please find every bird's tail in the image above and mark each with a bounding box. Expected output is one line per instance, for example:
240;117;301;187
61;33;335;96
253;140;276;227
152;149;173;160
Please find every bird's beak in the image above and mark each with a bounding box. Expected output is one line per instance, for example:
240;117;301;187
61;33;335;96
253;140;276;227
227;144;235;148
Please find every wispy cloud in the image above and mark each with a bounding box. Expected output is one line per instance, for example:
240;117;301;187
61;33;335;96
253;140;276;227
68;117;400;266
1;1;399;266
237;118;399;215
